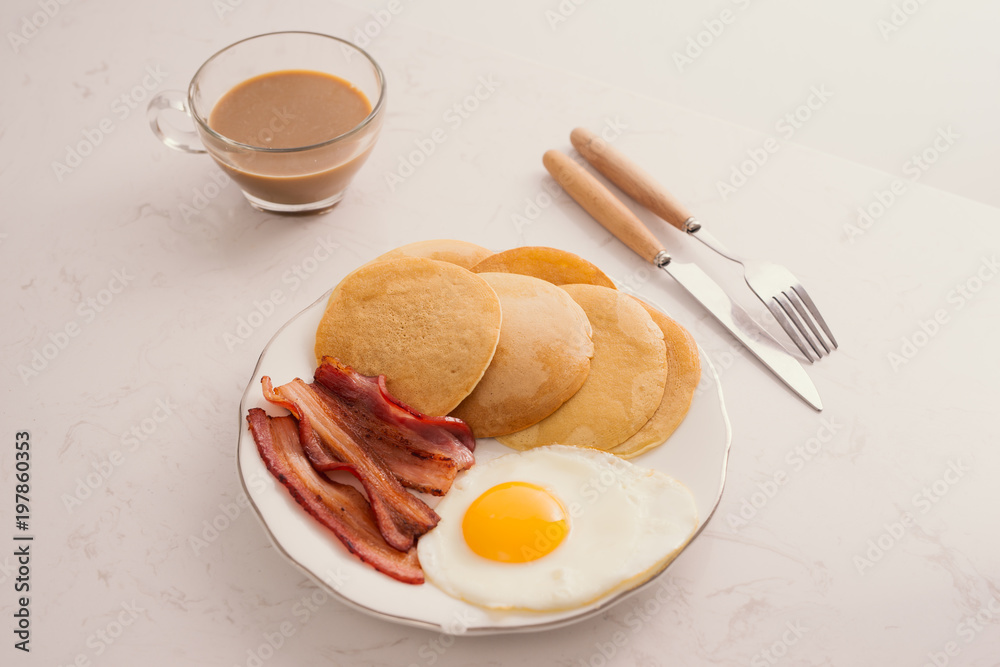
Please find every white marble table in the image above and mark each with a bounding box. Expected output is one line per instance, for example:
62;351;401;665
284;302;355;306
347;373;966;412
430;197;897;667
3;1;999;665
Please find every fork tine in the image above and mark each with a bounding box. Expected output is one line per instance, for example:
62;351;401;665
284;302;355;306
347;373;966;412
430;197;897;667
785;288;830;355
791;285;838;349
776;292;824;359
766;299;816;363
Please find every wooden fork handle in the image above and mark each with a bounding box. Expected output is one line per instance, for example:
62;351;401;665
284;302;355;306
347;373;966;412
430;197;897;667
570;127;693;231
542;149;665;265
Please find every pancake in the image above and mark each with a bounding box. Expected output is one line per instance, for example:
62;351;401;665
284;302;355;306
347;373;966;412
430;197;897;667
471;246;616;289
497;284;666;451
609;301;701;459
314;256;502;416
450;273;594;437
375;239;494;270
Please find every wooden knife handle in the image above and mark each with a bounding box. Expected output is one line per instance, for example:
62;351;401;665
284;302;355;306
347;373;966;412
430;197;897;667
570;127;693;231
542;149;665;265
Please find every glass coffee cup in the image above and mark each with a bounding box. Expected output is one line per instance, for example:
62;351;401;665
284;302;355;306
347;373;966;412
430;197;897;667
148;31;386;214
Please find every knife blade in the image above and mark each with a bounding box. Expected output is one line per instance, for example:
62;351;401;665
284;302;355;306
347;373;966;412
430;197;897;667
658;260;822;410
542;149;822;411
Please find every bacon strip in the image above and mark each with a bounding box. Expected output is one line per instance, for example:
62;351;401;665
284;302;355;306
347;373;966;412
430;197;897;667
263;377;439;552
305;391;458;497
310;358;476;494
316;358;475;459
245;408;423;584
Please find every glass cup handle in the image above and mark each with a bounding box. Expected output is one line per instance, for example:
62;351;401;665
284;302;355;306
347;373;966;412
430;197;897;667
147;90;207;154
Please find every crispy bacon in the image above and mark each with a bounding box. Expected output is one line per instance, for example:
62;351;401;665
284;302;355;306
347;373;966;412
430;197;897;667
316;357;475;458
310;358;475;494
305;391;459;496
263;377;439;552
245;408;423;585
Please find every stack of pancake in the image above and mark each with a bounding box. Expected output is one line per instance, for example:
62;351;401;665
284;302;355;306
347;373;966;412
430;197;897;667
314;240;701;458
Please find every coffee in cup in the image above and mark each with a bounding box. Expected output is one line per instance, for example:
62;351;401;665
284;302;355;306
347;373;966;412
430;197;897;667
148;32;386;215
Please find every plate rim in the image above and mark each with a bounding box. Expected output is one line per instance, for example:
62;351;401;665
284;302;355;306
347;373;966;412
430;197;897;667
236;288;733;635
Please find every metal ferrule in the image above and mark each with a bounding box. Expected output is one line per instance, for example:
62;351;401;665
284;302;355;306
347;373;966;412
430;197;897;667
653;250;671;268
683;216;702;233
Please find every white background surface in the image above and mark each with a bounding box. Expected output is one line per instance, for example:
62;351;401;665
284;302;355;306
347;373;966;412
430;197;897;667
2;1;999;666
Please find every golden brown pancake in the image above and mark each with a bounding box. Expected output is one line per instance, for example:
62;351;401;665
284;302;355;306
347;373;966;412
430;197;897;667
375;239;494;270
450;273;594;437
497;284;666;451
609;300;701;459
314;256;502;416
471;246;616;289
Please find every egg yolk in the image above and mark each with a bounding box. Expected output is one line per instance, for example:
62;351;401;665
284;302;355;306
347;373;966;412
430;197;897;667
461;481;569;563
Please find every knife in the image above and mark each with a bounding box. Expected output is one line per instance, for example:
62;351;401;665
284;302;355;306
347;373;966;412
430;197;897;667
542;149;822;411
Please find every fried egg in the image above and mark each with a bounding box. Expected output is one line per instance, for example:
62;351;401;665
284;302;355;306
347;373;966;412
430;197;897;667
417;445;698;611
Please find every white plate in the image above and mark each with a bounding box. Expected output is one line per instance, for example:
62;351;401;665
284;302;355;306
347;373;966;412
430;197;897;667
236;291;732;635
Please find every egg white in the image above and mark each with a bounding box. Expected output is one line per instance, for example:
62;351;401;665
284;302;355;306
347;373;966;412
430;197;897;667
416;445;698;611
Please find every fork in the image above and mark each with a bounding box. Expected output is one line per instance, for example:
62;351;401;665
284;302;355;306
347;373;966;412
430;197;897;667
570;127;838;362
